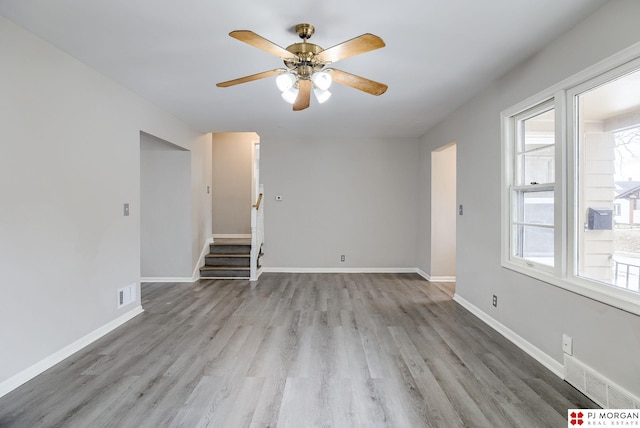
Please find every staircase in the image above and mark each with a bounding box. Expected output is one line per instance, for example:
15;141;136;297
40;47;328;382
200;238;256;279
202;186;264;281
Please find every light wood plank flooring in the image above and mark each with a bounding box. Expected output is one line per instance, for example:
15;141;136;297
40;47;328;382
0;273;595;427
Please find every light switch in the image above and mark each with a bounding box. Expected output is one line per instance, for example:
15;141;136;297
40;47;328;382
124;203;130;216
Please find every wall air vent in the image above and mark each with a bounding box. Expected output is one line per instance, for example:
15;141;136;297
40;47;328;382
117;283;137;309
564;355;640;408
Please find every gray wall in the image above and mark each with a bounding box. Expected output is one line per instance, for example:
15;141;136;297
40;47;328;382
0;16;211;387
140;134;192;278
260;136;419;269
418;0;640;396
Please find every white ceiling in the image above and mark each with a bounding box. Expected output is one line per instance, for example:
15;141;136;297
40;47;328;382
0;0;609;138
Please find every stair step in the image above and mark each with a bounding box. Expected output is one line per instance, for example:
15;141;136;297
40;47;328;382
206;253;250;257
205;254;250;267
199;239;261;279
200;266;250;278
209;244;251;255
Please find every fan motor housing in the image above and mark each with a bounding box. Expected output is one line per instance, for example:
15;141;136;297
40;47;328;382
284;42;325;75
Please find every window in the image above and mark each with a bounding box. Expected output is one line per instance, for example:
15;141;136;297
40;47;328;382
614;203;622;217
574;69;640;293
511;104;556;267
502;51;640;315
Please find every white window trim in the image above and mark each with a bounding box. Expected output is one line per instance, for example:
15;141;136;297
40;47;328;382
502;95;562;276
501;41;640;317
506;98;559;274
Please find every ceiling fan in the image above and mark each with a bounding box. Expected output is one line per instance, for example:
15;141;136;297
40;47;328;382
216;23;388;111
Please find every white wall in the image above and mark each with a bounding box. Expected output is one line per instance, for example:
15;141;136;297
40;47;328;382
0;16;211;390
211;132;256;236
418;0;640;397
260;135;419;269
140;134;192;278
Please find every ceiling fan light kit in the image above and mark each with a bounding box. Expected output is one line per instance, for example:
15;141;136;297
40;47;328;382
313;87;332;104
311;71;332;91
275;72;296;91
216;23;388;111
281;87;298;104
276;70;332;104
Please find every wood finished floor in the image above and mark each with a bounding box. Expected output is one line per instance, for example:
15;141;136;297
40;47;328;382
0;273;596;427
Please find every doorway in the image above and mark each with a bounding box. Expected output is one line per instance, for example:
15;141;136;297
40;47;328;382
211;132;260;238
430;142;457;289
140;132;192;279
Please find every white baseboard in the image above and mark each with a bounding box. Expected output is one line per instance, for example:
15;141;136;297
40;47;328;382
250;267;264;282
429;276;456;282
416;269;429;280
453;293;564;378
261;267;418;274
0;305;144;399
212;234;251;239
416;269;456;282
140;277;194;283
191;237;214;281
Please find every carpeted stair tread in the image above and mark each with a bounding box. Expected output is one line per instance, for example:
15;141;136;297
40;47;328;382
205;253;250;257
199;239;261;279
209;245;251;254
199;265;251;279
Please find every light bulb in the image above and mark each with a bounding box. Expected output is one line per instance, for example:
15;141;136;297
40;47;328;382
312;72;332;91
276;73;296;91
281;87;299;104
313;88;331;104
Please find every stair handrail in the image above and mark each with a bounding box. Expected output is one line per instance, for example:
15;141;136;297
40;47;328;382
250;185;264;281
253;192;263;211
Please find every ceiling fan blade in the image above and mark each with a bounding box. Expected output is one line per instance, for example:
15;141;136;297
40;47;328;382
216;69;285;87
327;69;388;95
229;30;298;61
316;34;385;64
293;79;312;111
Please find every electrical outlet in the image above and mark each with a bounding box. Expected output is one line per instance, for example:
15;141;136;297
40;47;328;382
459;204;464;215
340;255;345;262
562;334;573;355
492;294;498;307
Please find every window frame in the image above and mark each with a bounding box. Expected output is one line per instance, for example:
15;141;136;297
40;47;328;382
501;43;640;316
502;95;564;276
509;99;558;272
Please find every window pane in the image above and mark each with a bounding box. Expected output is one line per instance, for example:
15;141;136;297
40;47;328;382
514;190;554;226
513;224;554;266
517;145;555;185
517;109;555;185
576;68;640;293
